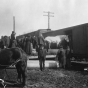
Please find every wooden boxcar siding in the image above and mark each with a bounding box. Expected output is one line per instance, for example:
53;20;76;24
85;25;88;56
72;25;87;55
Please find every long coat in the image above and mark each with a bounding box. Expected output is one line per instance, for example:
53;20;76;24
0;39;4;49
23;38;26;52
38;35;45;46
11;40;17;48
11;33;15;41
25;37;32;55
32;36;37;48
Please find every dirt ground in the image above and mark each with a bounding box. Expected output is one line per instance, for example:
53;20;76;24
0;67;88;88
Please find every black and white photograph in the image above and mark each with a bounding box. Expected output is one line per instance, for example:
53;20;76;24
0;0;88;88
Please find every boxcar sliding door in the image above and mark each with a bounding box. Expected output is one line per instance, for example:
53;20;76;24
85;25;88;57
72;25;86;57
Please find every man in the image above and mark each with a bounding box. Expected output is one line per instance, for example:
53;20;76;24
66;46;71;69
1;36;4;49
56;46;66;69
10;31;16;48
11;31;16;40
38;32;45;49
32;36;37;49
4;36;10;48
23;36;26;52
25;35;32;55
37;32;46;71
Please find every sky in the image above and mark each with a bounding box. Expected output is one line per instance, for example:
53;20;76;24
0;0;88;37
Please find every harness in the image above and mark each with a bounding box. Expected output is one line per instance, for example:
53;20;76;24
0;59;21;68
0;59;22;88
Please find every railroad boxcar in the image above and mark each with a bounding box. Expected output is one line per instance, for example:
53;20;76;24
65;23;88;60
43;23;88;61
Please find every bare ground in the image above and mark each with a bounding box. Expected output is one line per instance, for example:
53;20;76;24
0;67;88;88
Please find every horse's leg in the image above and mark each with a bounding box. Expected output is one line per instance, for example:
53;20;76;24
20;59;27;87
16;63;22;82
16;67;21;82
21;66;27;86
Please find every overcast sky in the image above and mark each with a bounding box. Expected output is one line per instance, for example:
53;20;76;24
0;0;88;37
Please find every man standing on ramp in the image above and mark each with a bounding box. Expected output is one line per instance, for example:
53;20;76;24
37;31;46;71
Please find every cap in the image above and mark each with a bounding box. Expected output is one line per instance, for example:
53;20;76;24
12;31;16;34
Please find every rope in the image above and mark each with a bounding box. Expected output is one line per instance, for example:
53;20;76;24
4;69;10;80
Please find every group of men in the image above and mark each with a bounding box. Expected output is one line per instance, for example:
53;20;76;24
0;30;45;52
16;31;45;55
0;31;16;49
0;30;71;69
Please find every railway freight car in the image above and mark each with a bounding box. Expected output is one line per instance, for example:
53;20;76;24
66;23;88;61
43;23;88;61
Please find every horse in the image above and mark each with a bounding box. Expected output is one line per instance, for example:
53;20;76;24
45;35;69;49
0;47;28;87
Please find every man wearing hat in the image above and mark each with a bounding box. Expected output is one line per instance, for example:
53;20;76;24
65;46;71;69
11;31;16;40
38;32;45;49
10;31;16;48
56;46;66;69
37;32;46;71
25;35;32;55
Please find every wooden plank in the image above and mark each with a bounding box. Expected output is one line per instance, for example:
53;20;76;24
71;61;88;64
28;55;56;59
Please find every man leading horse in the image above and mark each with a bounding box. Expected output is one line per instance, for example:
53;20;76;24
37;31;46;71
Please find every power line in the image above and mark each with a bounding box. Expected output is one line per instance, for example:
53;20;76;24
43;11;54;29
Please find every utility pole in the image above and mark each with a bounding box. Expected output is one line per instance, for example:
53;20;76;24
43;11;54;29
13;16;15;32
